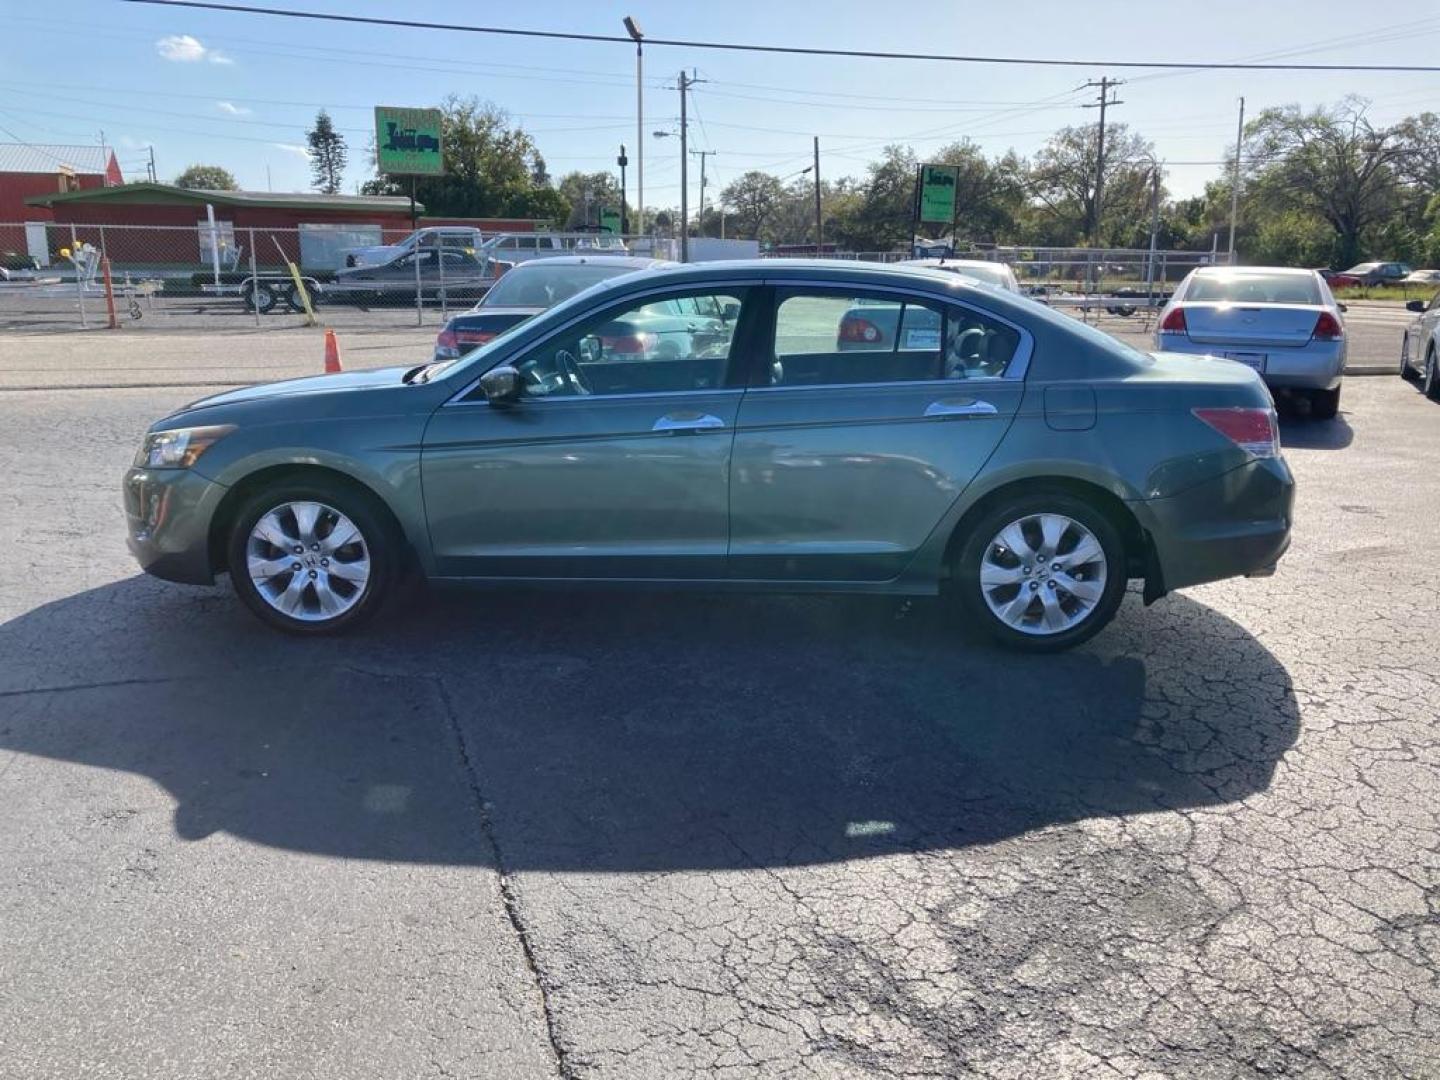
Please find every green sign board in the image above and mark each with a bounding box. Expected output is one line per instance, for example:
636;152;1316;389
599;207;622;235
917;163;959;224
374;106;444;176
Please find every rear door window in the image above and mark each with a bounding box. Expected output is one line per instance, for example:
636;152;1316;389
766;290;1020;386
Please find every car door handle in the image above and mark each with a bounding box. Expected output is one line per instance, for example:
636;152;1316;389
924;398;998;418
652;412;727;433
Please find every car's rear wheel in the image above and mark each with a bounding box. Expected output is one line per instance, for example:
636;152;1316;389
1426;348;1440;401
1310;385;1341;420
226;481;394;635
953;491;1128;653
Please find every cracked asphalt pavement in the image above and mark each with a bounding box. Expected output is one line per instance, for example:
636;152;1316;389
0;373;1436;1078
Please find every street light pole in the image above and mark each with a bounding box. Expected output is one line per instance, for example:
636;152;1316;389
1227;96;1245;264
623;17;645;240
618;144;629;235
813;135;822;255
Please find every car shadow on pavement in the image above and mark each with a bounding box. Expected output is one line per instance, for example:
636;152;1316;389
1278;411;1354;450
0;577;1300;872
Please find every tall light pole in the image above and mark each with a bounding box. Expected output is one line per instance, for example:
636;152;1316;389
617;144;629;235
623;17;644;239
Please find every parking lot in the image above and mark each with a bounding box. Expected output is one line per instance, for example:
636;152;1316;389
0;309;1436;1078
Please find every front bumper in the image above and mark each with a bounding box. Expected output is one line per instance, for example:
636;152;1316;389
1137;456;1295;594
123;467;228;584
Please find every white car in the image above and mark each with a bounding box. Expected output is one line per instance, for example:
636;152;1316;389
1401;269;1440;286
479;232;629;265
899;258;1021;293
1156;267;1346;419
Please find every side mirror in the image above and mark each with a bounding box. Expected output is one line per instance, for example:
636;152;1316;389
479;364;523;404
721;300;741;321
1406;299;1427;313
1337;302;1347;313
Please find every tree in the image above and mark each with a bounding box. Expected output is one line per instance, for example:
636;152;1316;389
174;164;237;191
932;141;1028;244
1243;98;1400;267
719;171;787;241
1028;123;1154;246
555;171;622;229
361;96;566;222
306;109;348;195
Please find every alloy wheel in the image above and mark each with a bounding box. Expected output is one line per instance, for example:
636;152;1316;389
979;513;1108;636
246;500;371;622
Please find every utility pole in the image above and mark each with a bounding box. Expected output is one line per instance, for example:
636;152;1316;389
813;136;822;254
1082;77;1124;247
146;145;156;183
690;148;716;235
679;69;689;262
1227;97;1245;264
1147;161;1162;295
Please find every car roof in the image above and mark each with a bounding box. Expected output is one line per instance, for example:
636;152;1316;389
902;258;1011;272
1192;266;1317;276
501;255;670;270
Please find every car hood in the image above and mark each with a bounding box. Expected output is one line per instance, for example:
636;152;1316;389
180;366;412;412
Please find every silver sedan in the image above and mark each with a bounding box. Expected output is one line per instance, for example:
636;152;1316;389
1155;267;1347;419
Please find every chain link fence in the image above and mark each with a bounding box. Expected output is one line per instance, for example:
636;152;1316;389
0;222;682;333
1;220;1230;334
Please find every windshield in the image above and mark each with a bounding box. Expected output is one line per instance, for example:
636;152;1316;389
1187;273;1321;305
482;263;640;309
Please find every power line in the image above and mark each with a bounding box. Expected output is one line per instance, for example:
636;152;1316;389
120;1;1440;72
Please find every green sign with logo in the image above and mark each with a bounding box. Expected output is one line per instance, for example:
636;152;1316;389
375;106;444;176
917;163;959;224
599;207;622;235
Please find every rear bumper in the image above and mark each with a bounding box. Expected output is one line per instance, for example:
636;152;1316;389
1136;456;1295;593
1154;338;1344;391
123;467;228;585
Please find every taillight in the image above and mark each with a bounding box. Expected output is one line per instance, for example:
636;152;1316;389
1192;407;1280;459
1159;307;1188;334
601;333;651;355
839;316;883;344
435;328;459;358
1312;311;1343;340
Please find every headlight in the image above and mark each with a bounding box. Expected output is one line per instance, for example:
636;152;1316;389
134;424;235;469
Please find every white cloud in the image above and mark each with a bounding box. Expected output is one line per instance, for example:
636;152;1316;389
156;34;233;65
216;101;251;116
273;143;311;160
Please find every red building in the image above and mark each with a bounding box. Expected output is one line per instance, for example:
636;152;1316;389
0;143;122;223
20;182;546;270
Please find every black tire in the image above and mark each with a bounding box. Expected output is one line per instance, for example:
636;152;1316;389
1401;336;1419;381
952;489;1129;653
1310;385;1341;420
1426;348;1440;401
226;479;397;635
243;280;276;314
283;281;320;312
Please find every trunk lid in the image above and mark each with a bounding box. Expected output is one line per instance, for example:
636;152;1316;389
1179;302;1325;348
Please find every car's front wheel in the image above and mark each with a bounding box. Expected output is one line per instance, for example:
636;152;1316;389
1425;348;1440;401
1401;336;1419;381
226;481;394;634
952;491;1128;652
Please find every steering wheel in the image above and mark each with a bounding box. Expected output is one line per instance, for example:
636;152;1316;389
555;348;592;396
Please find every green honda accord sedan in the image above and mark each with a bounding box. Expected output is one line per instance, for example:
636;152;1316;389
124;260;1293;651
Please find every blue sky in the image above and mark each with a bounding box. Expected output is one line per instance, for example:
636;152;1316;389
2;0;1438;207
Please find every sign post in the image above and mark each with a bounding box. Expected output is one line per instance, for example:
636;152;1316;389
914;163;959;254
375;106;443;327
374;106;445;178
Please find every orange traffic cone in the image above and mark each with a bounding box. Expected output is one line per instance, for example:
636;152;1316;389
323;328;343;374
